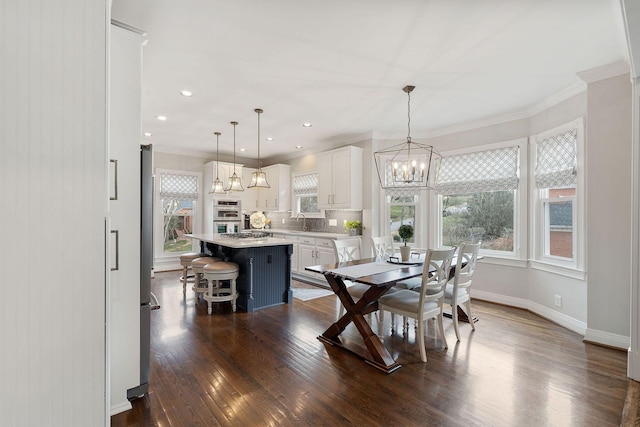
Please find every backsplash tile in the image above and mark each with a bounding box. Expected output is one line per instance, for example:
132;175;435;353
259;210;363;234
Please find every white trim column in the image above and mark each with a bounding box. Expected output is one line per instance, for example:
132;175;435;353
623;0;640;380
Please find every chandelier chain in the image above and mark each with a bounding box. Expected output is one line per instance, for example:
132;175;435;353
407;89;411;142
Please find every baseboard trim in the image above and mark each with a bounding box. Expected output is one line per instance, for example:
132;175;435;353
472;290;587;336
584;328;629;350
110;400;132;416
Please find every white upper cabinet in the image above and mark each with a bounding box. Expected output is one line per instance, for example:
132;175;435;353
317;146;363;210
256;164;291;211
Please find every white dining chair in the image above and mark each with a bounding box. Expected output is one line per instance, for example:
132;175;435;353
332;237;397;320
369;236;396;258
444;242;481;341
332;238;372;315
377;247;456;363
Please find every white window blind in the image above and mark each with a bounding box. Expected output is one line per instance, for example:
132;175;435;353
534;128;577;189
435;146;519;195
293;173;318;195
160;173;198;201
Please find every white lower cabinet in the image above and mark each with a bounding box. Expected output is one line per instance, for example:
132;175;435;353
295;237;336;282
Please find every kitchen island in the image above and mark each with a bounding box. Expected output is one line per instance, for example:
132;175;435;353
186;233;295;312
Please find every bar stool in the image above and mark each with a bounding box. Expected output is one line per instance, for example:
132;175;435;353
203;262;239;314
191;256;222;301
179;252;206;293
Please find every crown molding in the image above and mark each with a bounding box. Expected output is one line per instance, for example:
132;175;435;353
576;60;630;83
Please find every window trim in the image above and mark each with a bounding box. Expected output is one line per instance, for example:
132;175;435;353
154;168;202;259
429;138;528;261
529;117;585;273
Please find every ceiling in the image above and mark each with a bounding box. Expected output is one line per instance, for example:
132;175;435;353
111;0;629;164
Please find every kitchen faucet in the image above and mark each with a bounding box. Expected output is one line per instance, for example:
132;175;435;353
296;213;309;232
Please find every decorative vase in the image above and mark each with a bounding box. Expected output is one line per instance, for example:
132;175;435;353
400;245;411;262
349;229;361;236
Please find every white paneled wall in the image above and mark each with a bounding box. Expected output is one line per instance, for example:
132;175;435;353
0;1;108;426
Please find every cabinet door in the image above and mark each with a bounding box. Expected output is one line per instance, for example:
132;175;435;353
315;238;336;266
331;150;352;208
266;165;279;209
315;246;335;267
240;167;257;212
317;152;333;209
297;244;317;278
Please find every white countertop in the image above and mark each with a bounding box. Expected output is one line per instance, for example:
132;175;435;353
186;233;296;248
265;228;347;239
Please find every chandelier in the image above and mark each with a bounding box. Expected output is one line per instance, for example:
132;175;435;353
248;108;270;188
209;131;226;194
374;85;441;190
224;121;244;192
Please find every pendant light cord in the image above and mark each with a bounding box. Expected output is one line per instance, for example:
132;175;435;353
215;132;221;179
407;89;411;143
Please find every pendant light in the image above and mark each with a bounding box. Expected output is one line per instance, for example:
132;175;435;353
374;85;442;190
224;121;244;192
209;131;226;194
248;108;270;188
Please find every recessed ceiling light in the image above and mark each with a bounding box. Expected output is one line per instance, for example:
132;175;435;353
143;132;152;137
302;123;312;127
156;115;167;121
240;148;246;152
265;137;274;141
295;145;303;149
179;90;193;97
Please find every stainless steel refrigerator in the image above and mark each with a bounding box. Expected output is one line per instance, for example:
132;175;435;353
127;144;155;398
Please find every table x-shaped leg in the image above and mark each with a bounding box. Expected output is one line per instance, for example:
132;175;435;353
317;274;401;373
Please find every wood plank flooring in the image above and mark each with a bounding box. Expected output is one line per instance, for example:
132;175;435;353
111;271;630;426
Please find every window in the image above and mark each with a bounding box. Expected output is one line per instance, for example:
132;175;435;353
156;170;200;257
435;144;521;256
388;193;417;244
292;172;321;215
531;119;583;273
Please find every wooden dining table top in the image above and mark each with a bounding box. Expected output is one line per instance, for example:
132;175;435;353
306;257;424;286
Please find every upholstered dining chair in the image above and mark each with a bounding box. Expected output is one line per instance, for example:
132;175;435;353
377;247;456;363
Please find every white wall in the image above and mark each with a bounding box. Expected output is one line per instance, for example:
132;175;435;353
585;72;633;346
0;1;108;425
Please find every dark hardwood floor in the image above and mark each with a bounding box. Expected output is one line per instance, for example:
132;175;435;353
111;271;630;426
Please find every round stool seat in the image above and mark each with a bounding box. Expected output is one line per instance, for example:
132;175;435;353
203;261;239;275
203;262;239;314
191;256;222;271
180;252;206;267
179;252;206;292
191;257;222;298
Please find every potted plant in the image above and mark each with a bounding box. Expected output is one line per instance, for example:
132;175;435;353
344;220;363;236
397;224;414;261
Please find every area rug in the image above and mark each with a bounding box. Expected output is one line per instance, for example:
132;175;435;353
292;287;334;301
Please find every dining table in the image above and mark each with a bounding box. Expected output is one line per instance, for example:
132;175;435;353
306;253;481;373
306;257;426;373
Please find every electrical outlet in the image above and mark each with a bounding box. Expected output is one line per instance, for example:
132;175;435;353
329;219;337;226
282;218;285;224
554;295;562;307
